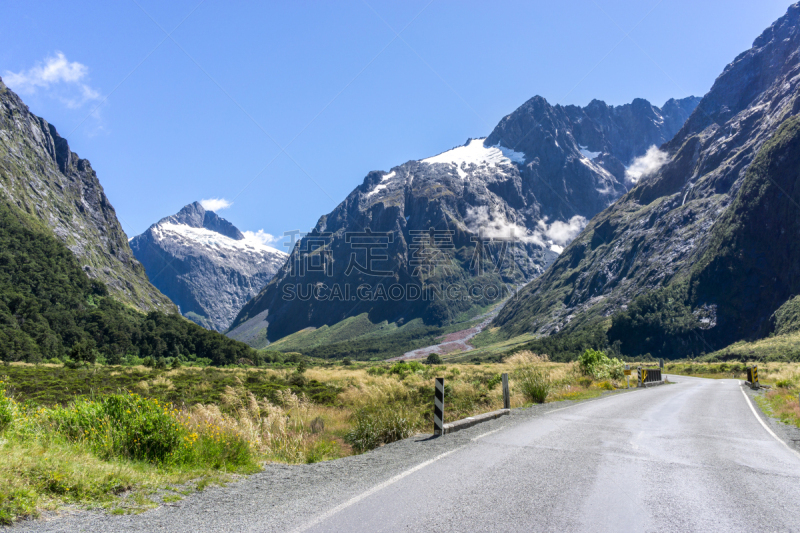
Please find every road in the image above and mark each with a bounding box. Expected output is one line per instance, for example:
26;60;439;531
13;375;800;532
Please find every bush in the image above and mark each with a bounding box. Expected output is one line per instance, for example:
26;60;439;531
366;366;387;376
48;394;185;464
425;354;443;365
345;405;420;453
389;361;425;378
515;365;551;404
0;380;15;432
578;349;624;380
486;374;502;390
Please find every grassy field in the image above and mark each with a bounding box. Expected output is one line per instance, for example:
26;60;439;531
0;354;626;524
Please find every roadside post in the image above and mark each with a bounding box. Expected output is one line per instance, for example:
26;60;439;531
624;365;631;389
659;358;664;369
752;365;759;389
638;366;644;387
434;378;445;436
502;373;510;409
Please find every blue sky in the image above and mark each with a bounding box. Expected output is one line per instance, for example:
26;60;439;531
0;0;792;247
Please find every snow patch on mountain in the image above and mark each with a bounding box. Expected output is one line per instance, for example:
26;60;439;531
365;170;397;198
153;223;287;257
422;138;525;170
579;145;601;160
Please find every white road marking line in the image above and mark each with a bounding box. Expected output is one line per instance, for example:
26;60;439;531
294;388;646;532
739;386;800;461
293;448;461;532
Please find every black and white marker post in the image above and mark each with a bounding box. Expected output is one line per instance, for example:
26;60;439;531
434;378;444;436
502;373;510;409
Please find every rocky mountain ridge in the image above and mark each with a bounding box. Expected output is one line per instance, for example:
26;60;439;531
131;202;287;331
493;2;800;357
228;94;699;346
0;77;176;313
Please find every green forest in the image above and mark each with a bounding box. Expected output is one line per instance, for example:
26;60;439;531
0;199;259;366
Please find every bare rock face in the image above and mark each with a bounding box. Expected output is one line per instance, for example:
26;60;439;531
0;77;176;313
130;202;287;332
228;94;698;346
494;2;800;351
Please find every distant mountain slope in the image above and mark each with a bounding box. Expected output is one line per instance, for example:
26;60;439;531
229;94;698;347
493;2;800;358
0;77;175;313
131;202;287;331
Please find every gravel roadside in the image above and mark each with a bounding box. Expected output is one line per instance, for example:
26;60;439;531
6;390;634;533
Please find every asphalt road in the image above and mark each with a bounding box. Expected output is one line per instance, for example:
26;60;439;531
12;375;800;532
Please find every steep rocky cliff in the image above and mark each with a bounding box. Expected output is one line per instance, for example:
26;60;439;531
229;94;698;346
0;77;175;313
494;2;800;357
131;202;287;331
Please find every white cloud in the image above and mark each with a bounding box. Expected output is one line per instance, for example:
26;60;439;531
465;206;545;247
625;146;668;185
200;198;233;211
465;207;587;253
3;52;101;109
242;229;281;247
541;215;587;246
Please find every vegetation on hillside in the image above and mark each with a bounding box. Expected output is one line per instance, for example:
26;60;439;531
600;116;800;360
0;200;258;366
269;313;486;361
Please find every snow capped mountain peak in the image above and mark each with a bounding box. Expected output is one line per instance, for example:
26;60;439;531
152;222;287;257
131;203;288;332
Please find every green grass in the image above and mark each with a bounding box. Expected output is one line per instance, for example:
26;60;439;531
663;362;751;379
704;331;800;362
0;364;341;407
0;380;249;524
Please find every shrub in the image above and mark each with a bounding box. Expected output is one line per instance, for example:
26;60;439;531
485;374;502;390
578;349;624;380
516;365;551;404
0;380;15;432
69;342;96;366
425;354;443;365
345;405;419;453
48;394;186;464
366;366;387;376
389;361;424;378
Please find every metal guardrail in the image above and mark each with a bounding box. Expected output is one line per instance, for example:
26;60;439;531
638;367;663;387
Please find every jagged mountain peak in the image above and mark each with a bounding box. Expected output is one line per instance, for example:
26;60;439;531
675;1;800;143
228;93;698;346
157;202;245;241
493;2;800;357
131;204;287;332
